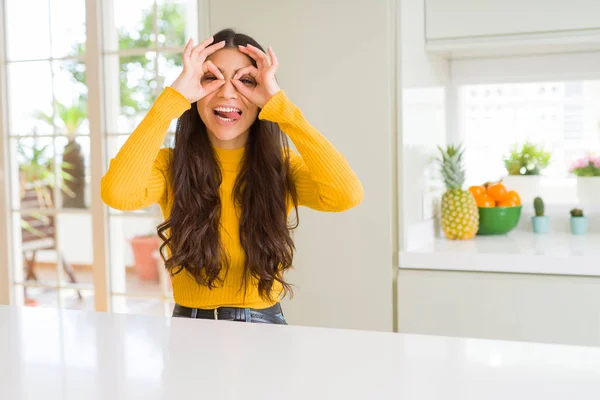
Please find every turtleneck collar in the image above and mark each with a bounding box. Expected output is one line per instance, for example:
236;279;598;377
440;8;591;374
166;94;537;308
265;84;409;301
213;145;245;169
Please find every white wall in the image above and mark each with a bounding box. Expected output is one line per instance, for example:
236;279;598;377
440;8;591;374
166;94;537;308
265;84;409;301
400;0;449;250
208;0;396;332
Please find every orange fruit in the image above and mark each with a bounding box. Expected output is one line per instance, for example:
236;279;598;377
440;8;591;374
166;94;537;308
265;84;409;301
497;199;518;207
505;190;521;205
486;182;508;202
476;194;495;208
468;185;486;199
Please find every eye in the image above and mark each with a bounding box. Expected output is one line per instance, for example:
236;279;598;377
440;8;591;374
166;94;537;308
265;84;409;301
201;74;216;82
240;77;256;86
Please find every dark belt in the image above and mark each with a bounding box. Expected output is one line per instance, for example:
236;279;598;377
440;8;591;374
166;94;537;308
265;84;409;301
172;302;286;324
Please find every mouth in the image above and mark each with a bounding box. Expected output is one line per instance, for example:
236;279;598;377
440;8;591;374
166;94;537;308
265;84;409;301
213;106;242;123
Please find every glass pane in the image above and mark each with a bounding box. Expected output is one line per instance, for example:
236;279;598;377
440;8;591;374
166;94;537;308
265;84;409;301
104;53;158;133
105;0;156;52
16;210;59;285
461;80;600;187
112;297;166;316
109;215;164;295
53;61;89;135
157;0;198;48
50;0;86;58
12;137;57;211
56;136;90;209
60;289;95;311
164;134;175;147
7;61;53;135
5;0;51;60
21;286;60;308
157;52;183;132
54;213;93;285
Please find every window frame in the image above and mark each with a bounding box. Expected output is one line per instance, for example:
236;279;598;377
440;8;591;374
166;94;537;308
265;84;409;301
0;0;209;314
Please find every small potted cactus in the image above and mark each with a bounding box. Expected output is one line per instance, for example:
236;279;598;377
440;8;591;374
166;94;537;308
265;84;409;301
569;208;588;235
531;196;550;234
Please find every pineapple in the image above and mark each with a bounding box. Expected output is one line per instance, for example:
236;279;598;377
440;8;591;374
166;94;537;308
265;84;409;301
437;144;479;240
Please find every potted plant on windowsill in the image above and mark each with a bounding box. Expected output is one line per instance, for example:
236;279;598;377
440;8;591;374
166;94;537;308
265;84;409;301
35;98;87;209
502;141;551;205
130;232;161;282
531;196;549;234
569;208;588;235
569;154;600;206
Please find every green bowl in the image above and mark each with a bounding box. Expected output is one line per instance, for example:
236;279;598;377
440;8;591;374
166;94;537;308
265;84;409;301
477;205;522;235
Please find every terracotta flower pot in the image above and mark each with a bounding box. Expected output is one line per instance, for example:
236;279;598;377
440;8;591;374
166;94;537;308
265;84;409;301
130;235;160;281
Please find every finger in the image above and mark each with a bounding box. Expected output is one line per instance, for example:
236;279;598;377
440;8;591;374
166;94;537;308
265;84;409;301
233;65;259;81
203;79;226;95
203;60;224;80
197;40;226;62
184;38;194;57
182;38;194;67
191;36;215;57
267;47;279;71
238;44;271;68
231;79;253;98
245;44;271;68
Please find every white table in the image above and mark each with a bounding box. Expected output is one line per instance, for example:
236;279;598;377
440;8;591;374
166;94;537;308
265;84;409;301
1;306;599;399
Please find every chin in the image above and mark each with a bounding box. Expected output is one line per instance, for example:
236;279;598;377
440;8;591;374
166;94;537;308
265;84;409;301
210;127;248;142
198;105;257;147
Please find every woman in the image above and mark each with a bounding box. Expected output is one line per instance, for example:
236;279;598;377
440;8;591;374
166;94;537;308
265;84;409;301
101;29;363;324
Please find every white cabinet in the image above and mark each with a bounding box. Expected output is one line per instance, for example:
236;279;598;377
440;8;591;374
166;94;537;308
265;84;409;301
426;0;600;40
397;269;600;347
425;0;600;57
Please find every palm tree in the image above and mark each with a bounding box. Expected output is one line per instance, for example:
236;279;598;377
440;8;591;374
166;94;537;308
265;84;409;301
34;97;87;208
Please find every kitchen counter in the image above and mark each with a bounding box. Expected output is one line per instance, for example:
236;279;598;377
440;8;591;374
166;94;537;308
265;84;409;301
1;306;600;399
400;231;600;277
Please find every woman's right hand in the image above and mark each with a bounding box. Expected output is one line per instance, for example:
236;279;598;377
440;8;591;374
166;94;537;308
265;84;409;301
169;37;226;103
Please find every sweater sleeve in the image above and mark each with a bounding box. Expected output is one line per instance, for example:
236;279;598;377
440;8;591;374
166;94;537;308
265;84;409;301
259;91;363;212
100;87;191;211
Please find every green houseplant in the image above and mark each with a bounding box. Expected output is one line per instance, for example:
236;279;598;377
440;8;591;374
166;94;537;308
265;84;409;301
531;196;549;234
35;98;87;208
569;208;588;235
502;141;551;206
503;141;551;176
569;154;600;206
18;133;75;236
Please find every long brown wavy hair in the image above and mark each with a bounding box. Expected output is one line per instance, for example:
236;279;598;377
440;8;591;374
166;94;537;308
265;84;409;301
157;28;299;302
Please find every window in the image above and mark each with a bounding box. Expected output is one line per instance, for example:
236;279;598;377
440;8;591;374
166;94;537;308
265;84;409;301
102;0;198;316
5;0;92;308
459;80;600;191
1;0;199;315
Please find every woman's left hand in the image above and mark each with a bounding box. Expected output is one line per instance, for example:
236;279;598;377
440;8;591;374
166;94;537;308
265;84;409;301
232;45;281;108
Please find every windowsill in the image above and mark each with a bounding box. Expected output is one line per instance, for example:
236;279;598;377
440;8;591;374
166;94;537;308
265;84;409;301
400;231;600;277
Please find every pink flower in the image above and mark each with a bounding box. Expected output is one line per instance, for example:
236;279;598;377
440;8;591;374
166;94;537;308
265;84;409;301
570;159;586;171
569;153;600;175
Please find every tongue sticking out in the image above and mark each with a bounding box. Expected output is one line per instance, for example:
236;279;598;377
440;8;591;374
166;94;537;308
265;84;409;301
217;111;241;120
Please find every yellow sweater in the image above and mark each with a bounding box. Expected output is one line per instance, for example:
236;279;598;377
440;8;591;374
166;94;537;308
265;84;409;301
101;87;363;309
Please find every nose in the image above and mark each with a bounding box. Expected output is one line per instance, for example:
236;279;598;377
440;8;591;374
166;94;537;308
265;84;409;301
218;78;238;99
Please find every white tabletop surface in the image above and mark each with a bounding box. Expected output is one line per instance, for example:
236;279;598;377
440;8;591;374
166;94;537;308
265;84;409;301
400;231;600;277
1;305;600;399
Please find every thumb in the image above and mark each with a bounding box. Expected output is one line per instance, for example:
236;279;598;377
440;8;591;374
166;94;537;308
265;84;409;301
202;79;226;97
231;79;253;100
